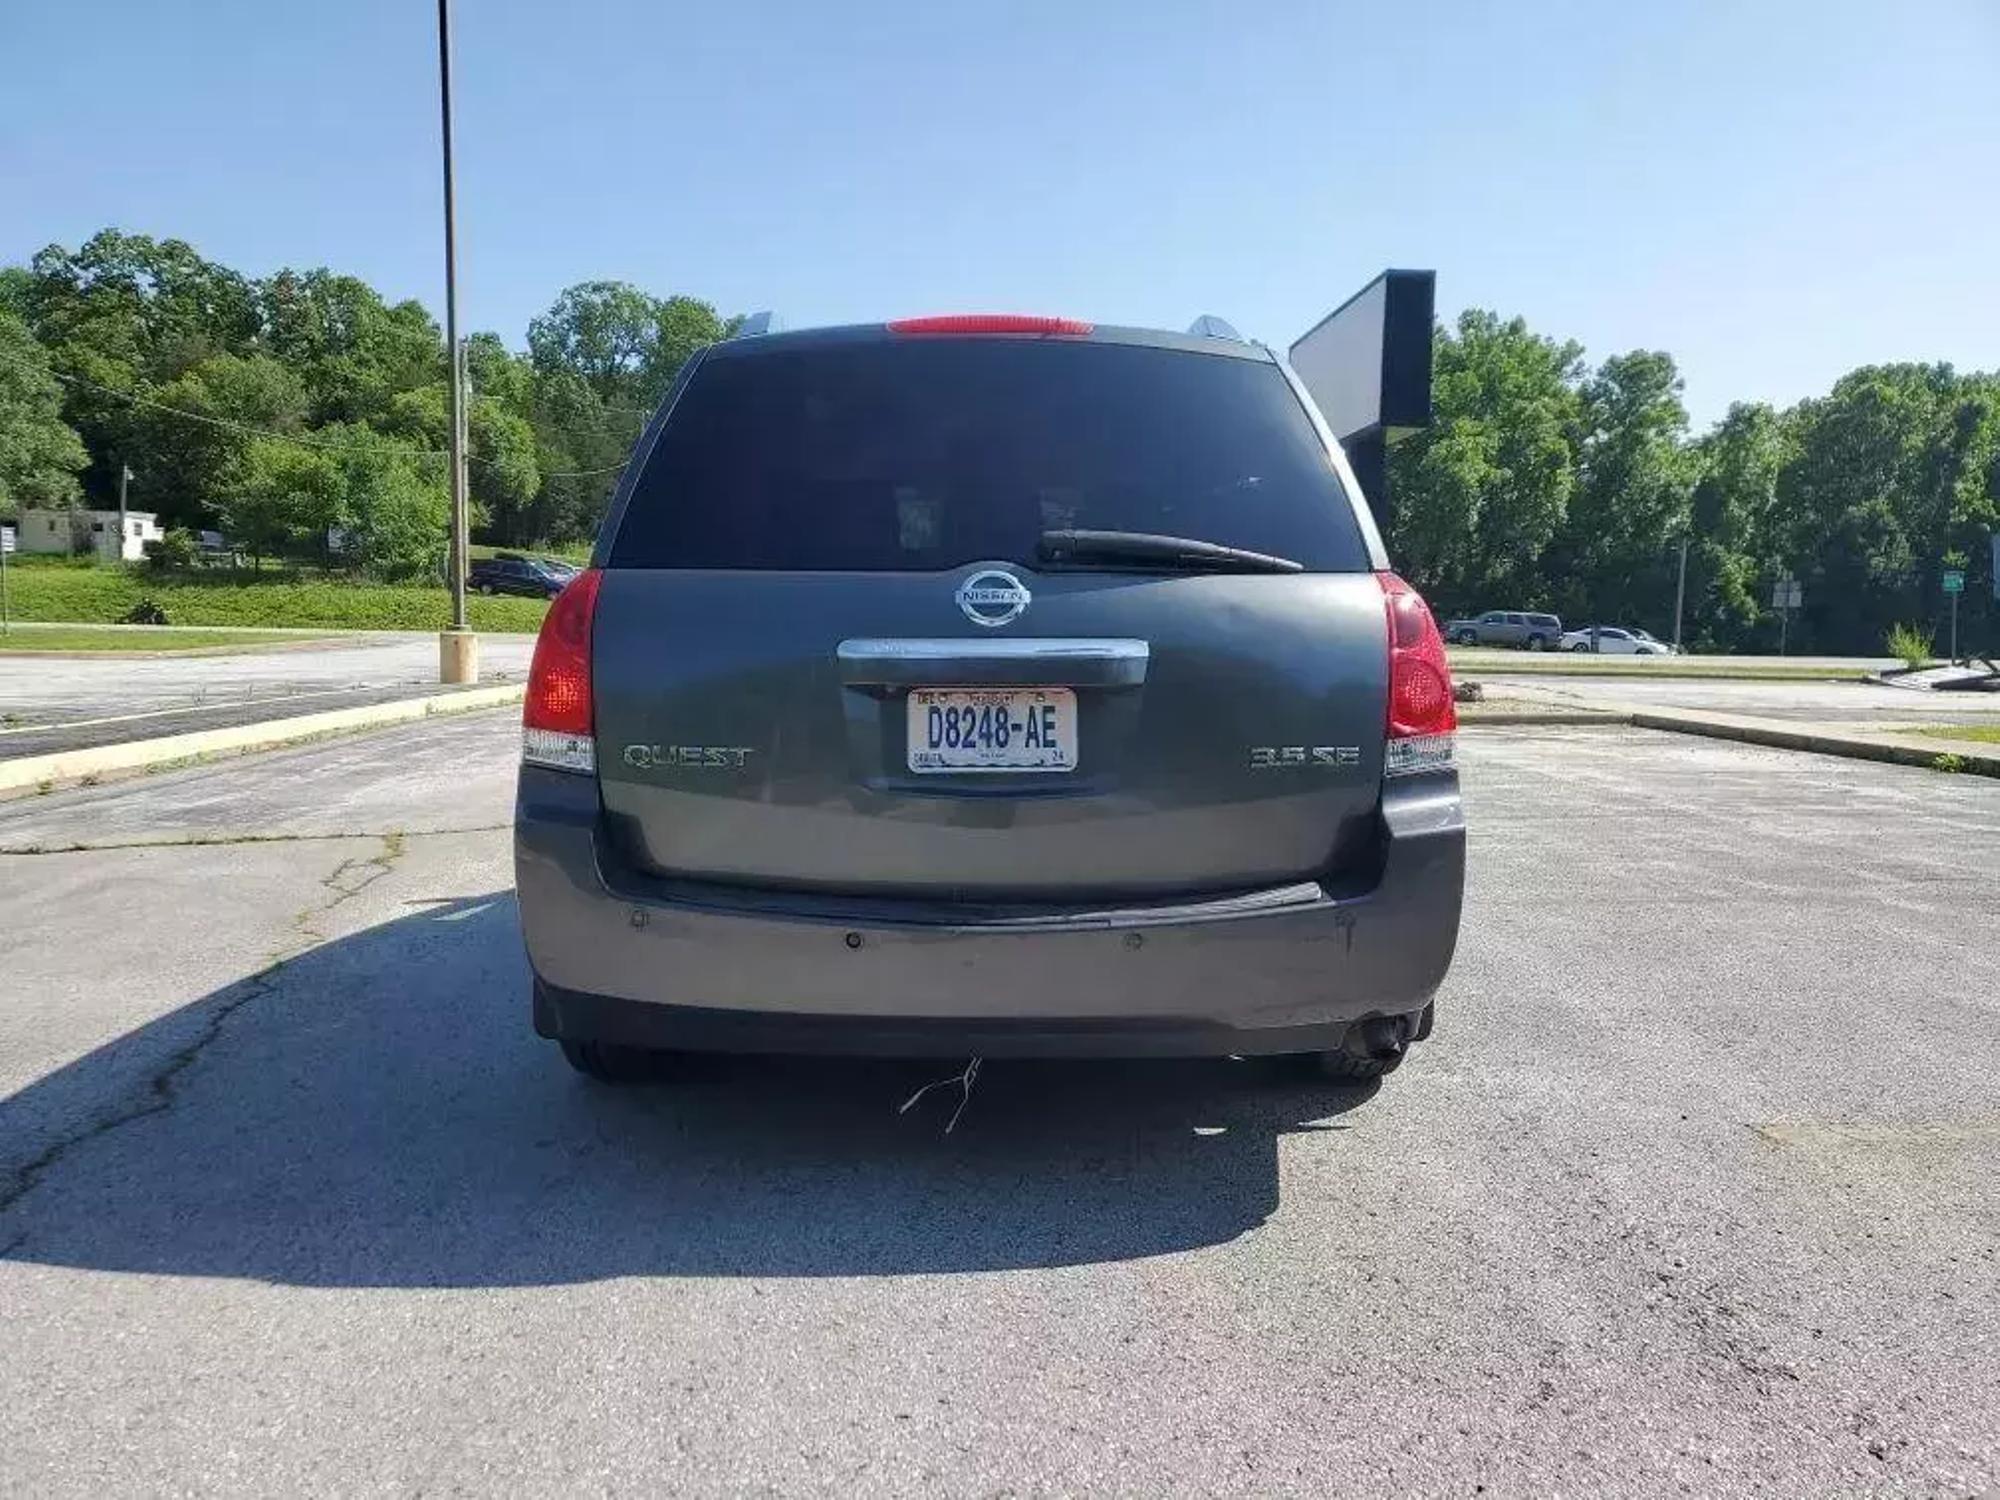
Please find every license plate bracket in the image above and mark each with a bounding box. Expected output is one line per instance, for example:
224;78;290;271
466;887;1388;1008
906;687;1077;773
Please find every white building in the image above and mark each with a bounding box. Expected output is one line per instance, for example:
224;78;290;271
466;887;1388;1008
17;508;163;563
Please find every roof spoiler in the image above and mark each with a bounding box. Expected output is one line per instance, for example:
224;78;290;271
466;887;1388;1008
1187;315;1245;341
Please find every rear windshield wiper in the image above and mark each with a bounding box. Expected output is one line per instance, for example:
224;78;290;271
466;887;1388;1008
1036;529;1304;575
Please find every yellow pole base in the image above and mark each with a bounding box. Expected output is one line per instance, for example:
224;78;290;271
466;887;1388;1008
439;628;480;684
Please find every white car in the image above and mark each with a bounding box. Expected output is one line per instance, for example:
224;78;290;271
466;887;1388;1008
1559;625;1674;655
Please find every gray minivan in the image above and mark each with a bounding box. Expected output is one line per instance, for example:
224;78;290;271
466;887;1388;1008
515;315;1465;1084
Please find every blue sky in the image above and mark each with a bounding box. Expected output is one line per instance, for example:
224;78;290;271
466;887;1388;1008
6;0;1996;426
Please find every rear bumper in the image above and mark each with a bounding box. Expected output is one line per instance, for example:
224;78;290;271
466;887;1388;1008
515;768;1464;1058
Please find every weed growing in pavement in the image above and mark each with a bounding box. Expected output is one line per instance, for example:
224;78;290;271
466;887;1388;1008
1886;622;1934;669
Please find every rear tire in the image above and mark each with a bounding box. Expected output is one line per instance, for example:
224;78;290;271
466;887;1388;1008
1569;641;1591;652
560;1038;666;1084
1527;634;1547;651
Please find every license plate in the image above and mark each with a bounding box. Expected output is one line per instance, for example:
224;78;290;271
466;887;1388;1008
907;688;1077;773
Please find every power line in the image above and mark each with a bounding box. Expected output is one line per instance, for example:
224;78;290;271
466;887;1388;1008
4;350;630;481
537;459;631;478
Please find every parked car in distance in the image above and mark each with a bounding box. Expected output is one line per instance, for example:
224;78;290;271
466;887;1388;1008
1559;625;1673;655
496;551;582;582
516;313;1466;1088
470;556;570;598
1443;610;1564;650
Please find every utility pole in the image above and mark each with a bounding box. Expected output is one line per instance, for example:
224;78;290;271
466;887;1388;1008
118;463;132;563
1672;533;1689;652
435;0;478;684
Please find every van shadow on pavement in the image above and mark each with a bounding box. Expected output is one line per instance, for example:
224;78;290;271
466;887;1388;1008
0;895;1377;1288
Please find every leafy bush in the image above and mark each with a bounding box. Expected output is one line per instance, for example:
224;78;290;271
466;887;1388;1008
120;598;170;624
1885;622;1933;669
145;527;199;572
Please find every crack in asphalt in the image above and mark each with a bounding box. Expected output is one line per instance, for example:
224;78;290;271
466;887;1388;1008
0;970;282;1220
0;831;415;1226
292;832;408;947
0;824;507;856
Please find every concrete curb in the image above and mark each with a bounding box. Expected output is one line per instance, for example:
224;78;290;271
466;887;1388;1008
1627;708;2000;778
0;620;368;636
0;684;524;796
1459;710;1630;727
0;636;359;661
1462;680;2000;774
1451;657;1881;683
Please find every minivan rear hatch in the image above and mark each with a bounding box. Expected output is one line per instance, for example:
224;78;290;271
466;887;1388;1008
591;328;1389;901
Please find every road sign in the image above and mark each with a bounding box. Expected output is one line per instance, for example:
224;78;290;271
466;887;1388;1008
1771;578;1803;609
1941;569;1964;595
0;525;15;555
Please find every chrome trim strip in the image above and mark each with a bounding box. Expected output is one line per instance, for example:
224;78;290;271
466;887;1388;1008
836;637;1150;689
838;638;1149;663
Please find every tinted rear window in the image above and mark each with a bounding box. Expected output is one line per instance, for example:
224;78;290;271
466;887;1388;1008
609;338;1370;572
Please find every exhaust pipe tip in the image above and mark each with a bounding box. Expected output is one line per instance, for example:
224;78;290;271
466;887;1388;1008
1355;1015;1409;1061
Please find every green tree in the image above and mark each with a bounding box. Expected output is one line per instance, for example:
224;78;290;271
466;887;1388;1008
259;270;444;428
649;295;730;403
23;231;262;506
0;309;90;512
132;353;308;528
26;230;260;380
1684;402;1789;649
1386;311;1583;612
377;383;530;546
465;331;534;414
470;400;541;544
218;425;448;578
218;438;340;568
527;281;660;408
1549;349;1695;627
11;233;738;555
0;267;30;321
527;280;727;410
325;426;449;578
528;367;628;544
1770;364;2000;653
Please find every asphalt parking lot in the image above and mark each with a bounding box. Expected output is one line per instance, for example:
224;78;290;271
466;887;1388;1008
0;631;534;748
2;714;1996;1494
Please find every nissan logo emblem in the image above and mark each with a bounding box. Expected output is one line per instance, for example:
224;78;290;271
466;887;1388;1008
955;568;1031;628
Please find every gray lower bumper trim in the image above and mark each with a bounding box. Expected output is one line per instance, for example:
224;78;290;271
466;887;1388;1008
514;769;1464;1055
534;979;1429;1059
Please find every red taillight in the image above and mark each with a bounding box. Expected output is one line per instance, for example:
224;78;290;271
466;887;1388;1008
523;567;601;771
1379;572;1456;773
887;313;1093;337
